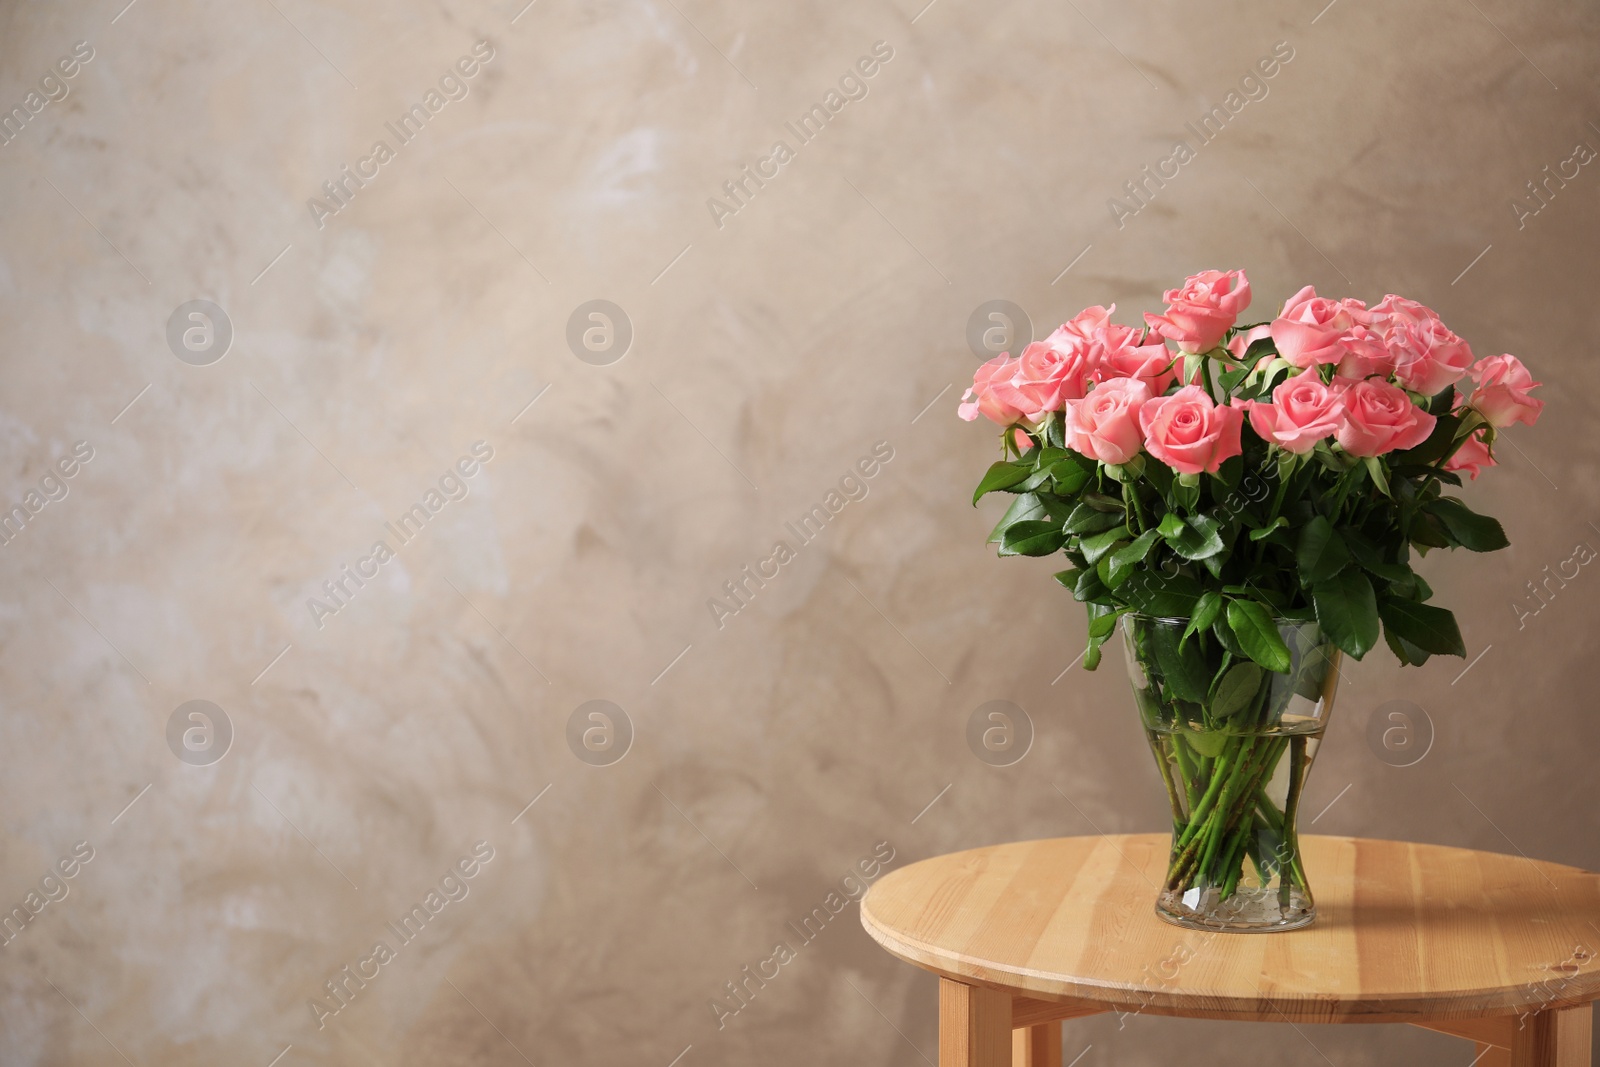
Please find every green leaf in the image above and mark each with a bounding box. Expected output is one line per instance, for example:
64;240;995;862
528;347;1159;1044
1212;456;1244;492
1087;605;1123;640
1241;333;1278;365
1378;597;1466;657
1079;524;1130;565
1157;512;1186;539
1211;662;1263;719
972;461;1031;505
987;492;1043;544
1249;516;1289;541
1171;477;1200;512
1112;529;1160;568
1343;529;1413;581
1409;511;1452;551
1048;453;1096;496
1390;463;1463;487
1064;502;1126;535
1150;621;1212;704
1119;572;1204;618
1182;591;1223;648
1225;600;1292;673
1142;462;1173;497
1103;529;1160;588
1163;514;1226;560
1019;448;1074;491
1212;613;1246;658
1295;516;1351;584
1218;364;1253;393
999;520;1065;557
1083;602;1126;671
1363;455;1392;498
1095;551;1121;588
1292;643;1335;700
1311;569;1380;659
1072;568;1112;604
1424;497;1510;553
1383;624;1433;668
1185;728;1228;758
1052;568;1080;590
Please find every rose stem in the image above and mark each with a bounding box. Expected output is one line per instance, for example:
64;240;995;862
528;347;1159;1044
1278;735;1308;910
1149;730;1187;833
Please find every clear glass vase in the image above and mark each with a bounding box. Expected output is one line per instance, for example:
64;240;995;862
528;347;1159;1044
1121;614;1341;932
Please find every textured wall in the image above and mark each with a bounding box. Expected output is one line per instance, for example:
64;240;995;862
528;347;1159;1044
1;0;1597;1064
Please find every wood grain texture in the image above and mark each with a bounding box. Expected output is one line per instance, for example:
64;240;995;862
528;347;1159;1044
940;979;1012;1066
1479;1044;1514;1067
1010;996;1104;1029
1011;1021;1062;1067
861;835;1600;1024
1510;1006;1593;1065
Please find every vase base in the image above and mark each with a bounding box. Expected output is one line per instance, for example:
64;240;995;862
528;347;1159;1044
1155;883;1315;933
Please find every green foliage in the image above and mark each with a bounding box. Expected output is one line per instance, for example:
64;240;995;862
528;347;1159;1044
1225;600;1292;672
1294;516;1350;584
971;342;1508;692
1423;497;1509;552
972;460;1031;505
1311;569;1380;659
1211;662;1264;719
1378;597;1466;657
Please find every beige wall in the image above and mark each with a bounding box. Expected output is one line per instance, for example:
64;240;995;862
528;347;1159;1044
1;0;1597;1063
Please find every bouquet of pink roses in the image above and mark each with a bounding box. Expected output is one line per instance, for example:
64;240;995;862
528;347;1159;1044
962;269;1540;669
960;270;1542;918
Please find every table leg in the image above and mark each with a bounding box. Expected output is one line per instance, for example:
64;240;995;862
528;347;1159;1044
939;978;1011;1066
1509;1006;1592;1066
1011;1022;1062;1067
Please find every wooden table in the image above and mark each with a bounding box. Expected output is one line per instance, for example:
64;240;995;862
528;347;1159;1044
861;835;1600;1065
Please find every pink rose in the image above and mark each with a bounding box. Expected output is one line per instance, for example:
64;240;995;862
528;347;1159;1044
1242;368;1346;454
1367;294;1434;329
981;305;1118;419
1046;304;1115;347
958;355;1024;425
1367;294;1474;395
1338;297;1372;324
1093;324;1178;392
1270;285;1359;369
1444;430;1496;480
1336;379;1437;457
1064;378;1153;464
1143;269;1252;354
1138;384;1244;474
957;335;1098;426
1332;324;1396;380
1468;354;1543;428
1387;319;1474;395
1008;339;1096;416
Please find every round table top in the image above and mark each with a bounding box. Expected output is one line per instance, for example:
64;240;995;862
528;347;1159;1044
860;834;1600;1023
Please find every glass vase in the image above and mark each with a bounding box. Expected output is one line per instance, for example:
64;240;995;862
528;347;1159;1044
1121;613;1341;932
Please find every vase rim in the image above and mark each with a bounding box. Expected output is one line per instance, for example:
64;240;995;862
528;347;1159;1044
1123;611;1318;626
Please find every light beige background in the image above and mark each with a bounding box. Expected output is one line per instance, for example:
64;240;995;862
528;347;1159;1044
1;0;1597;1064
